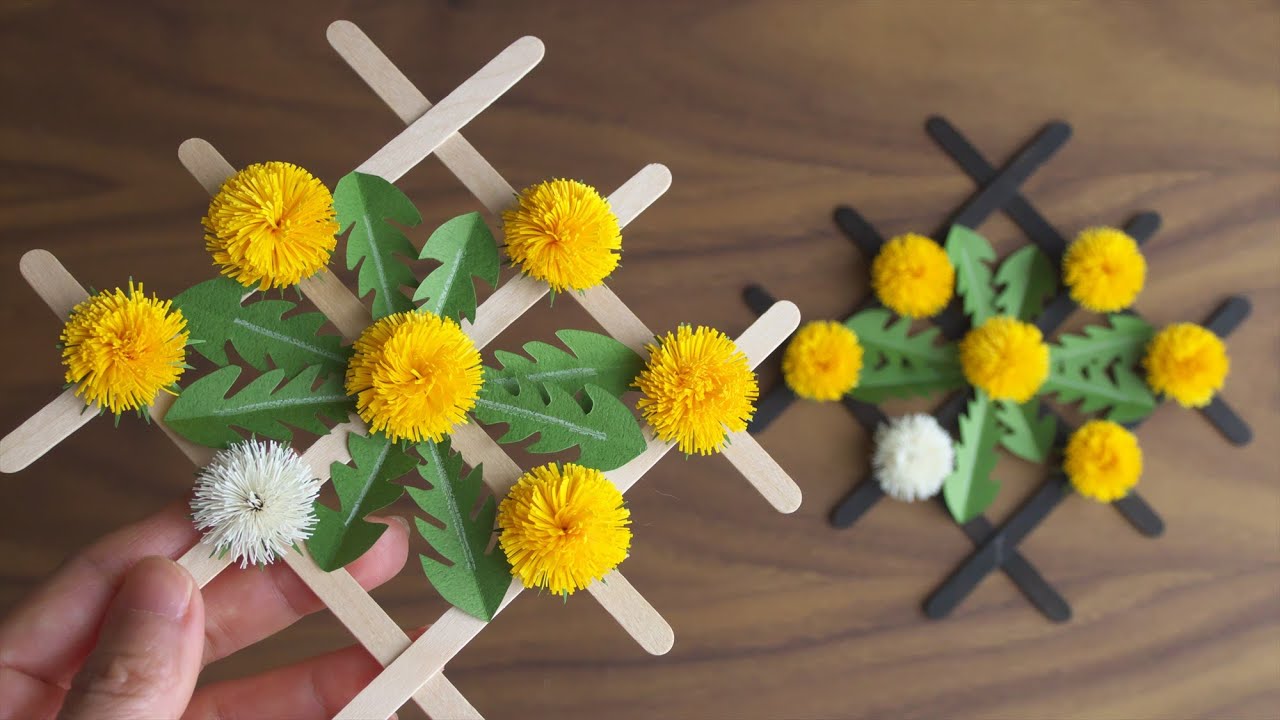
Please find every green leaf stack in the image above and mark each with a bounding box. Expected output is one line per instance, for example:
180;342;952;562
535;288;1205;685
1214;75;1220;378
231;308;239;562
1041;315;1157;423
945;225;998;325
845;308;965;402
334;171;421;319
993;245;1057;322
995;397;1057;463
412;211;501;323
308;433;417;572
406;439;512;622
943;390;1002;524
486;329;644;400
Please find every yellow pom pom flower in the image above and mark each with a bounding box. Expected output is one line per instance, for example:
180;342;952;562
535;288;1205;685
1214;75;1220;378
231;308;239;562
203;162;339;290
634;325;759;455
345;311;483;443
1063;420;1143;503
61;282;189;415
958;316;1050;403
782;321;863;401
1062;227;1147;312
502;179;621;293
871;233;955;319
1143;323;1229;408
497;462;631;596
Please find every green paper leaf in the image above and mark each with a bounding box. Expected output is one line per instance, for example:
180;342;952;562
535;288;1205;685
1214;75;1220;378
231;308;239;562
993;245;1057;321
945;225;998;326
406;439;511;622
995;397;1056;463
172;277;351;380
844;308;966;402
412;211;501;323
308;433;416;572
485;329;645;401
165;364;354;448
1042;315;1158;423
943;390;1001;524
334;171;420;319
472;381;647;471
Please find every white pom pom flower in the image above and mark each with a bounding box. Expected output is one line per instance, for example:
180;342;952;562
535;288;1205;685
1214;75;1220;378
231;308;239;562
191;439;321;568
872;413;955;502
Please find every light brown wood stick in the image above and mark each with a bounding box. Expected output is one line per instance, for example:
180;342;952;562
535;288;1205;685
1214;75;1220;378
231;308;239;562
177;138;370;341
354;36;544;183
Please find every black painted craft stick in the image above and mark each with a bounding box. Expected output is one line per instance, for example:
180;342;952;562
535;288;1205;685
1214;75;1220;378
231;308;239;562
841;396;889;431
743;284;780;317
749;383;797;435
1201;396;1253;446
1204;295;1251;338
830;481;884;528
924;475;1071;619
958;514;1072;623
925;116;1071;261
833;206;886;257
1124;211;1161;243
1111;491;1165;537
945;121;1073;235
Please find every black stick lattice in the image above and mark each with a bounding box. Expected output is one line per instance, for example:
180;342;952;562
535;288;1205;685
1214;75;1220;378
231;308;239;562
743;116;1254;621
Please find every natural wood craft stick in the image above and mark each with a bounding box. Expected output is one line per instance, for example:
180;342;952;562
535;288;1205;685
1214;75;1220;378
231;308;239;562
326;20;516;213
586;571;675;655
148;392;215;467
355;36;544;183
178;139;370;342
0;391;97;474
20;248;87;317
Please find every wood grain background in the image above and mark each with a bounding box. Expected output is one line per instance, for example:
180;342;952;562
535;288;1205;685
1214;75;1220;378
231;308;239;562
2;1;1277;718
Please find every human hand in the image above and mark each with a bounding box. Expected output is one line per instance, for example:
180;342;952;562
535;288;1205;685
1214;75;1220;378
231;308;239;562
0;501;409;719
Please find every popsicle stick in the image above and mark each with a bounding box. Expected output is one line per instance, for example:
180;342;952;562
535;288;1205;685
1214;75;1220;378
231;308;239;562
0;390;98;473
721;435;802;513
20;249;87;317
148;392;215;467
957;513;1071;622
1201;396;1252;446
326;20;516;214
830;480;883;528
178;138;371;342
747;383;797;434
337;580;525;720
463;274;549;350
178;542;232;587
945;120;1072;237
586;571;675;655
355;37;544;183
1204;295;1251;337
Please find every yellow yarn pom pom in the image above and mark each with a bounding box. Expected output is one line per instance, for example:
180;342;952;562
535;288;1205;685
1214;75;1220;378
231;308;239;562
634;325;759;455
61;282;189;415
871;233;955;319
1064;420;1143;503
958;316;1050;403
345;311;482;443
497;462;631;596
1143;323;1229;408
782;321;863;401
502;179;621;292
1062;227;1147;312
203;162;339;290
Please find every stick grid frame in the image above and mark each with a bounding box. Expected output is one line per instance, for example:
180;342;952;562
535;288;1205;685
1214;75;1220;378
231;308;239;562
1;20;803;720
743;116;1252;622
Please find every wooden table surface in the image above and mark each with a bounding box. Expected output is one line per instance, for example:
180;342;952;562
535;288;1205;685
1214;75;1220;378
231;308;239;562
2;2;1277;718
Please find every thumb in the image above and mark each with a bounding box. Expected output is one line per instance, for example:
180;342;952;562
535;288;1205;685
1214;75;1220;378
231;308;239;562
60;556;205;720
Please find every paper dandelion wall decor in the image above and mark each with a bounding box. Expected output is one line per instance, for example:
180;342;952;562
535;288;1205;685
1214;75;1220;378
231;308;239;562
744;116;1253;623
0;20;804;719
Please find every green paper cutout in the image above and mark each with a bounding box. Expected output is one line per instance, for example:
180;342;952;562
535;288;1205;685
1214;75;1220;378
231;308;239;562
844;308;966;402
945;225;997;326
406;439;511;622
412;211;500;323
486;329;645;401
993;245;1057;322
943;390;1001;524
334;171;420;319
165;364;354;448
308;433;416;572
995;397;1056;463
1041;315;1157;423
172;277;350;380
471;381;647;471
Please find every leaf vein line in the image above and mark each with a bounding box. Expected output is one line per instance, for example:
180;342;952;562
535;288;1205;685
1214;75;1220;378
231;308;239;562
429;247;465;315
345;438;391;526
212;393;349;416
427;441;477;572
473;397;608;441
232;318;347;364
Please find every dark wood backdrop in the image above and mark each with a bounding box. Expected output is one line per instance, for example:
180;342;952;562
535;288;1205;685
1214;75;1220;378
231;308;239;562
2;2;1277;718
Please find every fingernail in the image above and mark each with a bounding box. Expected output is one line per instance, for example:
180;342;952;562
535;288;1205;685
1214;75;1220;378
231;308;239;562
389;515;410;532
116;556;194;620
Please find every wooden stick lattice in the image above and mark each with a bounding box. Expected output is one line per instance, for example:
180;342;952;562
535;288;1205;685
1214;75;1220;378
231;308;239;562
0;21;803;719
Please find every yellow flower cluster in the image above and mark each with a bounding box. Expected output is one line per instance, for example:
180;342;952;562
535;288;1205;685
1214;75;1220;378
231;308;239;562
203;162;338;290
61;283;189;414
344;311;482;443
871;233;955;319
497;462;631;595
634;325;759;455
1143;323;1229;408
503;179;621;292
1064;420;1143;502
958;316;1050;403
1062;227;1146;313
782;321;863;401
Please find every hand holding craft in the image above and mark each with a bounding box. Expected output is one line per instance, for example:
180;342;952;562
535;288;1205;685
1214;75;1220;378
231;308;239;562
0;502;410;719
